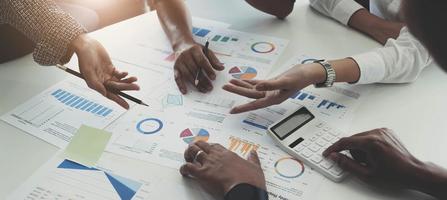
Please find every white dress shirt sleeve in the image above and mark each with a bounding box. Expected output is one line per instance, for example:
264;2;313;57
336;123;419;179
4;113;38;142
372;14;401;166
309;0;364;25
351;27;432;84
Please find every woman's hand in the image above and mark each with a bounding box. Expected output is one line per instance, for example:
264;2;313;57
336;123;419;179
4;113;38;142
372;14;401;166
223;63;325;114
71;34;139;109
173;42;224;94
180;141;266;196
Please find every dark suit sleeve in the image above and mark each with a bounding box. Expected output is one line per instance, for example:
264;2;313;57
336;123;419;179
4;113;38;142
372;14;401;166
224;183;269;200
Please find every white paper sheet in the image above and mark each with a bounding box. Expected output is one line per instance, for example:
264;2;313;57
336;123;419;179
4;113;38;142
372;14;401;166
1;79;126;148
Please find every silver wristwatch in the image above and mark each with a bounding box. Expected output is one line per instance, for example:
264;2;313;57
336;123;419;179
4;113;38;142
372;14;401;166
314;59;336;88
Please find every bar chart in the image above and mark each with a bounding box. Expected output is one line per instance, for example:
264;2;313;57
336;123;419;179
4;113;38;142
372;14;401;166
290;91;346;110
51;89;114;117
1;80;124;147
192;27;211;37
228;136;259;158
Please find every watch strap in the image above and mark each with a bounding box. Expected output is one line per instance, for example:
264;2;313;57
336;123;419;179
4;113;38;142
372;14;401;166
314;59;336;88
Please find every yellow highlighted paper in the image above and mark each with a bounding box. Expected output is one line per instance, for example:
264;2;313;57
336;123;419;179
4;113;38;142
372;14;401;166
64;125;111;167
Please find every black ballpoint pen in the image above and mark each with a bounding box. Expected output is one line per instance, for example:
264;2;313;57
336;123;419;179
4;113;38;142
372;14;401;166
56;64;148;107
195;39;210;86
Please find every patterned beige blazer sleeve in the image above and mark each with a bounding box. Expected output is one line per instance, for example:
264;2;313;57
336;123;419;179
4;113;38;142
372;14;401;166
0;0;87;65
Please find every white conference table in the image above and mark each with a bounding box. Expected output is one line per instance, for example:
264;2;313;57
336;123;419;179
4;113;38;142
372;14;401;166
1;0;446;199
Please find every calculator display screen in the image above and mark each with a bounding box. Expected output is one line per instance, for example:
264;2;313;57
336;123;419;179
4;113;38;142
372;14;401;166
271;107;314;140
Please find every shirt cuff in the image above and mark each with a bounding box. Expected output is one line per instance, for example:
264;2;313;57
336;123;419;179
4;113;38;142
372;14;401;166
350;51;386;84
33;15;86;66
332;0;364;25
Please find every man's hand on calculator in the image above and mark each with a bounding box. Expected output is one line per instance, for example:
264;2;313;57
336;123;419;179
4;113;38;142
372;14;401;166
323;128;432;189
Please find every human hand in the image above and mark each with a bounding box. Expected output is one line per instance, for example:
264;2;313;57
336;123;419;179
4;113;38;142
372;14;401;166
223;63;325;114
71;34;139;109
324;128;424;188
174;42;224;94
180;141;266;196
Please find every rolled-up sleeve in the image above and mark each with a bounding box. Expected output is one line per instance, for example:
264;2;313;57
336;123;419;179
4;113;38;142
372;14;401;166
351;27;432;84
309;0;364;25
0;0;86;66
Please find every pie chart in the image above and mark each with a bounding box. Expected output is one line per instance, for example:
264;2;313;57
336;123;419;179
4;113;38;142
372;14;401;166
229;66;257;80
180;128;210;144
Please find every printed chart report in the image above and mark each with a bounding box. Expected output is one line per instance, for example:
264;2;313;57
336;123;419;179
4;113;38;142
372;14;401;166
7;158;150;200
3;13;370;200
0;79;125;148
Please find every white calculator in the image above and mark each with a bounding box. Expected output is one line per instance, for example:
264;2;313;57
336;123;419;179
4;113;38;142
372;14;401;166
267;106;348;182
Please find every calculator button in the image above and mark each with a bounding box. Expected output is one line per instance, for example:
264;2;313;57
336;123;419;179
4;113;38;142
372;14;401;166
309;136;318;142
316;131;324;136
316;123;324;128
330;166;343;176
323;134;334;142
302;140;311;147
310;155;323;164
301;149;312;158
294;145;305;152
316;139;328;147
330;136;341;143
320;159;334;170
323;126;331;131
309;144;321;152
318;148;325;156
330;131;341;136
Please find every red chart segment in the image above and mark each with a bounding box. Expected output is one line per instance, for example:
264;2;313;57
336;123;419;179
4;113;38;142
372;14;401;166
180;128;210;144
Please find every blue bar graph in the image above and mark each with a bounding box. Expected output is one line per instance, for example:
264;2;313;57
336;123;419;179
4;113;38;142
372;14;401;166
291;91;345;110
97;107;108;115
63;95;74;104
290;91;316;102
102;109;113;117
51;89;113;117
192;27;211;37
70;98;83;107
76;99;88;109
81;102;93;110
297;93;308;100
92;105;103;113
67;96;79;106
87;103;98;112
55;90;66;98
59;93;70;101
192;27;200;34
317;100;345;110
